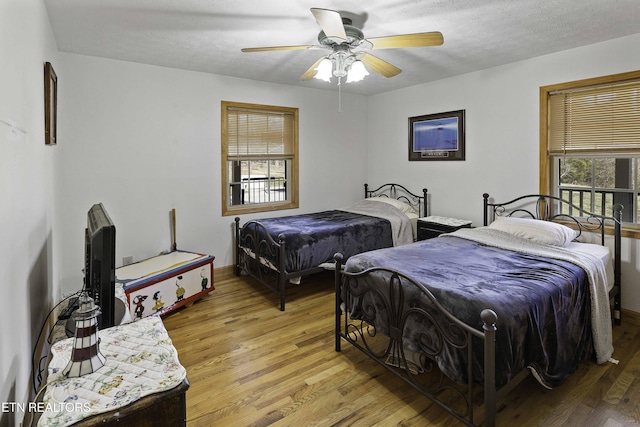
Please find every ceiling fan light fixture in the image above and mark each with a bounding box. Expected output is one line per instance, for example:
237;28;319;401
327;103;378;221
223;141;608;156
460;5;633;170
332;53;348;78
346;60;369;83
313;58;333;82
243;8;443;87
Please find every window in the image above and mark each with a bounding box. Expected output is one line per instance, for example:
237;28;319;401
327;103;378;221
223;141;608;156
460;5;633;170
221;101;299;216
557;158;637;223
540;71;640;234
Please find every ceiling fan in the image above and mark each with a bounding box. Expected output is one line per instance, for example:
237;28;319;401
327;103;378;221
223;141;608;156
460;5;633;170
241;8;444;83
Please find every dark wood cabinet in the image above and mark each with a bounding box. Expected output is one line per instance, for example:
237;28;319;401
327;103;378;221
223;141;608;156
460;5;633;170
40;316;188;427
70;379;189;426
417;216;472;241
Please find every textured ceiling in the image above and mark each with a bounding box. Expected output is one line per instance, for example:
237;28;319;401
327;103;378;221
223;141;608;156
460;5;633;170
43;0;640;96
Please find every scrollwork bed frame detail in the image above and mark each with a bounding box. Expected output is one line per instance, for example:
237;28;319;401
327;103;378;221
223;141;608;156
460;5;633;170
365;183;429;217
335;193;622;427
234;183;428;311
334;253;498;426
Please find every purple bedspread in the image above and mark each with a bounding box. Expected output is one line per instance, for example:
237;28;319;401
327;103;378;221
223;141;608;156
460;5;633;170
241;210;394;273
344;234;593;389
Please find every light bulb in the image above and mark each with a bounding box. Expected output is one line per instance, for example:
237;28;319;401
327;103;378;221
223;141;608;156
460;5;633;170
313;58;333;82
346;61;369;83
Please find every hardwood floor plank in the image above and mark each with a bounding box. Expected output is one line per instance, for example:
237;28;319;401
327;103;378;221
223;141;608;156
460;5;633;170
162;270;640;426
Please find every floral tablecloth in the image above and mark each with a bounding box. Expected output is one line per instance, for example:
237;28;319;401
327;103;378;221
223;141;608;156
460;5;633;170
38;316;186;426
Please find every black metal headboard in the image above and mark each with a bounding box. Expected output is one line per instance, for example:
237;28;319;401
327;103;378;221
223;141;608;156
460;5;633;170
364;183;428;218
483;193;622;245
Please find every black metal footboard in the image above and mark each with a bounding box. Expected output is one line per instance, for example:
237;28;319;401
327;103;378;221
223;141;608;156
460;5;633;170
234;217;288;311
234;217;324;311
334;253;499;427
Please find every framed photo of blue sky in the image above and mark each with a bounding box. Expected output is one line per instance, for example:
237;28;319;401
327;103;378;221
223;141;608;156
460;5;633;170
408;110;465;161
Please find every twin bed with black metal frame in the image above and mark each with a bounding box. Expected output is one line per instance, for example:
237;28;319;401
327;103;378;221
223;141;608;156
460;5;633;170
334;193;622;427
234;183;428;311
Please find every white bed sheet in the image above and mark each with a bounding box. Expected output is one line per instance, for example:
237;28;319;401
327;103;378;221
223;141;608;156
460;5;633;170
565;241;615;292
407;212;418;240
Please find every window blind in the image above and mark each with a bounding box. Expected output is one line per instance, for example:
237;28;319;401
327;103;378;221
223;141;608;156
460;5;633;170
548;79;640;155
226;106;294;160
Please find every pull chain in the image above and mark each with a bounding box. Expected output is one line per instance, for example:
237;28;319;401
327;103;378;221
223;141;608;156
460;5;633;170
338;76;342;113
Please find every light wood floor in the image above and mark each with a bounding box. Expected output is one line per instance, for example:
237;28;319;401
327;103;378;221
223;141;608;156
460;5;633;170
162;269;640;427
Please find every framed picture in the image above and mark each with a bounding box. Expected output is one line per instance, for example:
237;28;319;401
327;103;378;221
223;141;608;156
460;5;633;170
44;62;57;146
408;110;465;161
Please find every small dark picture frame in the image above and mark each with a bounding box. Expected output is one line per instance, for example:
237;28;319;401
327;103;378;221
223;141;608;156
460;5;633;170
44;62;57;146
409;109;465;161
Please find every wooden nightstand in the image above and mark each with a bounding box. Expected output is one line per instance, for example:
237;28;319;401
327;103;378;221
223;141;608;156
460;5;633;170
417;216;472;241
39;317;188;427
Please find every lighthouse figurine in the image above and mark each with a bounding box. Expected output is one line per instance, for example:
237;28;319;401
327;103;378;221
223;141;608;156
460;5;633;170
63;292;106;377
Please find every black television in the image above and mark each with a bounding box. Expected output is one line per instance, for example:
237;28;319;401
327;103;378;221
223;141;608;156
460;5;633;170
85;203;116;329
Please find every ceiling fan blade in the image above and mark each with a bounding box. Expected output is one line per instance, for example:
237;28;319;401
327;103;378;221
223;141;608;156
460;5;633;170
300;57;326;81
241;45;313;53
310;8;347;41
367;32;444;49
360;53;402;78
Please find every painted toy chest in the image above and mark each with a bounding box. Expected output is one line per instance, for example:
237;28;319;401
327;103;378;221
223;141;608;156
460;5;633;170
116;250;215;321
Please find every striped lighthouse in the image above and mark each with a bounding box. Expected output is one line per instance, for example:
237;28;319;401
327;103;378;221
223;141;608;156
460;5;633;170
63;292;106;377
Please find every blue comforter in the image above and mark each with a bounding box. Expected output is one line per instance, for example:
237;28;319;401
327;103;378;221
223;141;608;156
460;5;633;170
344;232;594;389
241;210;395;273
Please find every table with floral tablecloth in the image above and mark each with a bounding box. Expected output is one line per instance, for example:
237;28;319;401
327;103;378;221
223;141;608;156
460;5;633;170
38;316;186;427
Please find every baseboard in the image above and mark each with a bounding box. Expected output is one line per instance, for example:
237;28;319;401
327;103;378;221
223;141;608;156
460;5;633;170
214;264;235;282
622;308;640;327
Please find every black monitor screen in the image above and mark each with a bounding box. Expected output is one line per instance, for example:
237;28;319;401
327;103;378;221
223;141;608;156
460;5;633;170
85;203;116;329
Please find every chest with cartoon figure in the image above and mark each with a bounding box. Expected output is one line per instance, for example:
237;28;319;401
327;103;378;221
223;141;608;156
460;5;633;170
116;250;215;320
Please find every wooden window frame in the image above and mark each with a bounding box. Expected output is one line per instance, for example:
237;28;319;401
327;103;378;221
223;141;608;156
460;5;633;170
540;70;640;238
221;101;299;216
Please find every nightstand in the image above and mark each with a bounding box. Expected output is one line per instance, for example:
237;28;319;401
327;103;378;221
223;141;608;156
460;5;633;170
417;216;472;241
38;316;188;427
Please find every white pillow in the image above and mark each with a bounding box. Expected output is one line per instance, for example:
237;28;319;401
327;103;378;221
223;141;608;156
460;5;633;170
487;216;579;247
367;196;416;214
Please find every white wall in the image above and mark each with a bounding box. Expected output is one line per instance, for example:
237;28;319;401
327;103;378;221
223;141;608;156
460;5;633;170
0;0;59;425
367;33;640;312
56;53;369;295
